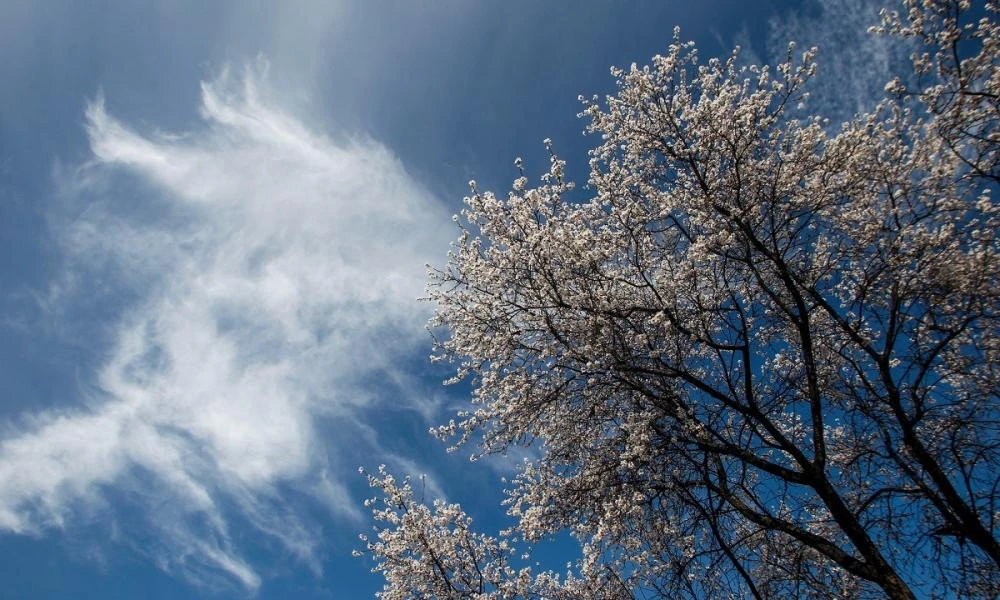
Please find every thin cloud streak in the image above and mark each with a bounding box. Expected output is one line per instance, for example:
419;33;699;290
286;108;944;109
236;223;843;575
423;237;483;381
730;0;913;129
766;0;913;125
0;62;451;590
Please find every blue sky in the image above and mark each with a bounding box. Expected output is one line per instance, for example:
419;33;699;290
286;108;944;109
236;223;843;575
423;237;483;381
0;1;906;597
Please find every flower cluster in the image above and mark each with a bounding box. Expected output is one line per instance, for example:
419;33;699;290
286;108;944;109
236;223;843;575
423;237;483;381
363;2;1000;598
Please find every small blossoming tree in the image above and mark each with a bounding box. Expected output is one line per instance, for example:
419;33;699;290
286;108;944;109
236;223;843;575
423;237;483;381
360;2;1000;598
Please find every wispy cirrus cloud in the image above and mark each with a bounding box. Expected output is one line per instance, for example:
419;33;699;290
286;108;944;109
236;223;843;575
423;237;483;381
734;0;914;128
0;62;451;591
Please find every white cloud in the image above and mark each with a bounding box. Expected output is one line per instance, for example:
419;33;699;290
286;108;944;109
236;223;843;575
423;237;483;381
735;0;914;128
0;62;451;590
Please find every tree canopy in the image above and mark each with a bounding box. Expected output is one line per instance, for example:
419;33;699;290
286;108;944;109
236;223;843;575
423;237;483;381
359;2;1000;598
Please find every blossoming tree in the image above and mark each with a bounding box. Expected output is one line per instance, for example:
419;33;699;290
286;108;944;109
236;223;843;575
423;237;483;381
359;1;1000;598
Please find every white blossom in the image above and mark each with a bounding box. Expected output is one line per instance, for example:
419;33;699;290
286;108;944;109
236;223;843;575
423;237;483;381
362;3;1000;598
